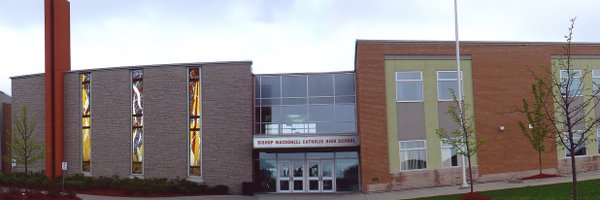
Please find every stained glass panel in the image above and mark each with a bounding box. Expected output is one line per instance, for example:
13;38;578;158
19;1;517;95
189;68;202;177
81;73;91;173
133;116;143;127
132;80;143;115
131;69;143;175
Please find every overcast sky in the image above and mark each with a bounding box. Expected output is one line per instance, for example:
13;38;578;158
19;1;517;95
1;0;599;95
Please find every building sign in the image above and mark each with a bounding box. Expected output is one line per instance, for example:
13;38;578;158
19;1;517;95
254;135;359;149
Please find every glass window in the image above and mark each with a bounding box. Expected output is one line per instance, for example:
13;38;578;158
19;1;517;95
335;158;359;191
309;105;334;121
399;140;427;170
335;152;358;158
306;152;334;159
309;97;334;104
593;70;600;94
441;140;458;168
260;76;281;98
254;77;260;99
258;160;277;192
565;131;586;157
335;122;356;133
560;70;582;96
335;104;356;121
437;71;462;101
131;69;144;175
188;68;202;177
81;73;91;173
282;98;307;105
308;74;334;96
334;74;355;96
282;76;307;97
396;72;423;102
282;105;308;122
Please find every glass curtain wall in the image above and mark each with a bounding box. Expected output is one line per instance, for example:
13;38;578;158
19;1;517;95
254;73;356;135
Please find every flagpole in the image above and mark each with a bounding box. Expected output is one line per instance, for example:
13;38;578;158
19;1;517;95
454;0;469;188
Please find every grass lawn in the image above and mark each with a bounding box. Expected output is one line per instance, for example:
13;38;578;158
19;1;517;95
413;178;600;200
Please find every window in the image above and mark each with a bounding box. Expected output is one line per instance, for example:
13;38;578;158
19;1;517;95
593;69;600;94
437;71;462;101
395;72;423;102
441;140;459;168
131;69;144;175
189;68;202;177
399;140;427;170
81;73;91;173
565;131;586;157
560;70;582;96
254;73;356;135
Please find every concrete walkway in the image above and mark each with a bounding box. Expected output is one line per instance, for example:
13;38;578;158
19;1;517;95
78;170;600;200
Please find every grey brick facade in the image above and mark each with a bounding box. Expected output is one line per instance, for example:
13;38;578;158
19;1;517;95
12;61;253;194
11;75;45;173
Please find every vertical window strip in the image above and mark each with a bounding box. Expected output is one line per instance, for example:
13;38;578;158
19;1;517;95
131;69;144;175
81;73;91;173
189;68;202;177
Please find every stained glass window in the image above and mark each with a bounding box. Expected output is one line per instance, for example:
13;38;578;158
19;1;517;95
81;73;91;172
189;68;202;176
131;69;144;175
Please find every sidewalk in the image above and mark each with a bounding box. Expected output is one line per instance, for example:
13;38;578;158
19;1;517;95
78;170;600;200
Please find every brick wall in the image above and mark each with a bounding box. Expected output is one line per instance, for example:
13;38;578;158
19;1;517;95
11;75;46;173
2;103;11;171
355;41;600;191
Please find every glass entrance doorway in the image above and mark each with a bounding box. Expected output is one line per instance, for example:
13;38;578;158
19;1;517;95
277;159;335;193
258;151;359;193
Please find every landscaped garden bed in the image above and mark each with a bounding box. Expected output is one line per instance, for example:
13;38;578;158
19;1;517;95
0;172;228;198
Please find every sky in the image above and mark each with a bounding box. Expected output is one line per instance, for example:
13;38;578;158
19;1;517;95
0;0;599;95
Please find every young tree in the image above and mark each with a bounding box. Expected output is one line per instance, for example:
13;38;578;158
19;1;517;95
436;90;484;193
517;79;553;175
12;106;45;175
524;17;600;200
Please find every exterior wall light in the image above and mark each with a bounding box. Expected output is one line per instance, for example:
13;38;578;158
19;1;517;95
498;126;505;132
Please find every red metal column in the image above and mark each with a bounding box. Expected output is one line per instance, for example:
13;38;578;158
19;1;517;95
44;0;71;178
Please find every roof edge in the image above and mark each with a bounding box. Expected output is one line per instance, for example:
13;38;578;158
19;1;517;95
355;40;600;46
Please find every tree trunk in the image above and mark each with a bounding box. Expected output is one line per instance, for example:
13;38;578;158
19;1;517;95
467;155;474;193
538;151;542;175
571;151;578;200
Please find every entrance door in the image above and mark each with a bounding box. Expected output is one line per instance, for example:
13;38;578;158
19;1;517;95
277;161;291;192
307;160;335;192
291;160;305;192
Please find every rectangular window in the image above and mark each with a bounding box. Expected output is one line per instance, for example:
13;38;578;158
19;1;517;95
396;72;423;102
131;69;144;175
399;140;427;170
565;131;586;157
81;73;91;173
437;71;462;101
189;68;202;177
441;140;458;168
560;70;582;96
593;69;600;94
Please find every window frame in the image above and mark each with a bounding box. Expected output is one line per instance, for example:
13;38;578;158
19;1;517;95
437;71;463;101
440;140;460;168
564;130;587;157
559;69;583;97
592;69;600;95
399;140;427;171
395;71;424;102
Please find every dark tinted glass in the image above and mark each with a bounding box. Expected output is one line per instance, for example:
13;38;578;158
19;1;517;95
335;158;359;191
335;104;356;121
261;106;283;123
258;160;277;192
260;76;281;98
261;98;281;106
309;105;334;121
308;74;334;96
335;74;355;96
282;76;307;97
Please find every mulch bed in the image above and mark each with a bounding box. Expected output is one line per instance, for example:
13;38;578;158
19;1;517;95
0;192;80;200
520;173;561;180
79;189;200;197
459;192;492;200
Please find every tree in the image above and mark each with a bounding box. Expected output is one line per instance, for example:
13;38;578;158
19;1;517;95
523;17;600;200
436;90;484;193
11;106;45;175
517;79;553;175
